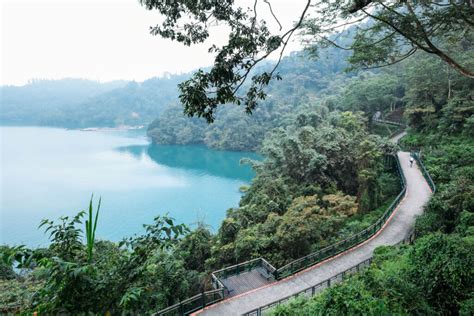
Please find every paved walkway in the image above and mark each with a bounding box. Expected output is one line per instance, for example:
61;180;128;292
196;145;432;315
222;269;271;297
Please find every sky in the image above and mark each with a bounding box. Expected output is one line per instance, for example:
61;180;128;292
1;0;307;86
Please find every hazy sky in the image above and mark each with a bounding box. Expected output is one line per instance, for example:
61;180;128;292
1;0;307;86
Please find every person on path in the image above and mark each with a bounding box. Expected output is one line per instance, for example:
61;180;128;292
410;157;414;168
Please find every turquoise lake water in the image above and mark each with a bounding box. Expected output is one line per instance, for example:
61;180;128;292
0;126;258;247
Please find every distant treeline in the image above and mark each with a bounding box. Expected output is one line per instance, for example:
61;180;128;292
0;75;186;128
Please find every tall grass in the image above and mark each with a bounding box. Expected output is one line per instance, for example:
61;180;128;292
85;195;101;263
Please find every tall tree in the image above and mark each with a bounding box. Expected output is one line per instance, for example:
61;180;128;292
139;0;473;121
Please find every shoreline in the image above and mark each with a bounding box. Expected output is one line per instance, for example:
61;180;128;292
78;125;145;132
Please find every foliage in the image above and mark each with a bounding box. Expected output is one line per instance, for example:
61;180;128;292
305;1;473;77
401;133;474;237
138;0;473;121
38;212;84;262
335;72;404;126
401;50;474;134
0;247;16;281
140;0;312;122
0;277;44;314
3;201;192;314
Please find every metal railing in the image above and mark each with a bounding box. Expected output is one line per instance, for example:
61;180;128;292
243;231;417;316
154;288;226;316
412;152;436;193
211;257;277;283
243;258;373;316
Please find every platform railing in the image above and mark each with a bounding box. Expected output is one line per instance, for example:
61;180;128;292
211;257;277;283
153;288;226;316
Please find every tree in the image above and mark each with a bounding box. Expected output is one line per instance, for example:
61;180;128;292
139;0;473;121
408;233;474;313
337;73;402;127
305;1;474;76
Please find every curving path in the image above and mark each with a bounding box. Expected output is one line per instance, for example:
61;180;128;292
195;135;432;315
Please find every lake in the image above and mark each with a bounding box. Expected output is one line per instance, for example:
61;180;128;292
0;126;258;247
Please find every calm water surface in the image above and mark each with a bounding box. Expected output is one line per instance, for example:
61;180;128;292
0;127;258;247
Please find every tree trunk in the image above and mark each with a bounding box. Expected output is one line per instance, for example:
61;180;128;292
447;65;452;100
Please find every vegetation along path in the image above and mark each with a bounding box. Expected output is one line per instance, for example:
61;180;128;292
195;133;432;315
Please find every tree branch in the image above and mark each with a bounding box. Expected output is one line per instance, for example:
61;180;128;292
264;0;282;31
360;8;434;53
319;31;397;51
361;47;418;70
233;0;312;95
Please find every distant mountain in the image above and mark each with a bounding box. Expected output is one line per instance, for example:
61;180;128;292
0;79;127;126
60;75;188;128
0;75;187;128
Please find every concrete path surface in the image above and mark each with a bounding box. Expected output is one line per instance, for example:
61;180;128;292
195;149;432;315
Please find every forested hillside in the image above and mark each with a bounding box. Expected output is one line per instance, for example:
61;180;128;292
270;67;474;316
148;41;472;153
147;48;352;151
1;53;349;135
266;44;474;316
